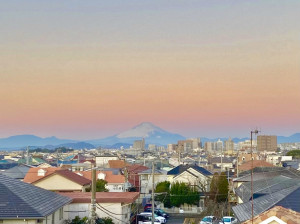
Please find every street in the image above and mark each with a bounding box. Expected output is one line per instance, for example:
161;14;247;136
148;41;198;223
167;215;185;224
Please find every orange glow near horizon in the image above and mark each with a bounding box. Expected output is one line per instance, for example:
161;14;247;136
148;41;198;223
0;1;300;139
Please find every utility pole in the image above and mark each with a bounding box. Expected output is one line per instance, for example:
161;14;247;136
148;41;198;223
227;168;231;216
221;146;223;172
250;129;259;224
90;166;97;224
152;161;155;224
236;149;239;178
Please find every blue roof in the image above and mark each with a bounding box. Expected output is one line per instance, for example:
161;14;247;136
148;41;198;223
167;164;212;176
0;174;72;219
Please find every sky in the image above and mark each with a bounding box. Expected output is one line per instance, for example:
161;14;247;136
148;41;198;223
0;0;300;140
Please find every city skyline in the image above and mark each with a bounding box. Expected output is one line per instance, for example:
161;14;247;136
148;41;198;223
1;0;300;139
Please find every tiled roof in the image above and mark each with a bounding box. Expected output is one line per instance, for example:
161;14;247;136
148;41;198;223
232;185;300;222
77;170;125;184
2;165;30;179
242;206;300;224
234;167;300;182
235;175;300;203
108;160;129;169
167;164;212;176
126;164;149;173
59;192;139;204
238;160;274;172
0;174;72;219
23;167;61;183
209;157;234;164
34;170;91;186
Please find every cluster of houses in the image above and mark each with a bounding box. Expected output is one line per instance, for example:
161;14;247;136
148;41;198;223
1;145;300;224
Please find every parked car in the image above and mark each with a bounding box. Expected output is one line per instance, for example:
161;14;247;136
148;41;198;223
219;216;237;224
200;216;218;224
139;212;166;223
144;203;156;210
136;214;161;224
144;208;169;219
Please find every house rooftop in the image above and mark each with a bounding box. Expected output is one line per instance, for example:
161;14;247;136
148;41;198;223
2;164;31;179
243;206;300;224
59;192;139;204
77;170;125;184
0;174;72;219
108;160;129;169
33;169;92;186
238;160;274;172
23;167;61;183
167;164;212;176
232;185;300;222
235;175;300;202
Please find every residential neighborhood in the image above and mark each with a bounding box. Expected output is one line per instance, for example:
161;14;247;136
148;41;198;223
1;133;300;224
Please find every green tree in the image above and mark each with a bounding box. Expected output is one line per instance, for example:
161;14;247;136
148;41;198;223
98;217;114;224
155;181;171;208
209;172;228;203
287;150;300;159
217;172;229;202
86;179;109;192
209;172;219;202
170;182;200;207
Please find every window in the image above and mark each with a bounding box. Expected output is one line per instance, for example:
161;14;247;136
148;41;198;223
113;185;118;190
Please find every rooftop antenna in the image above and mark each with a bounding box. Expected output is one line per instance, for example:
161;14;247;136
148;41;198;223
250;129;259;224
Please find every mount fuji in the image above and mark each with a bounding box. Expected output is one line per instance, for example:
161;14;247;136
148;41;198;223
87;122;185;146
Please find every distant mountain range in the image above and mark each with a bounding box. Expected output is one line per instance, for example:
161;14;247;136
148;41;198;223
0;122;300;150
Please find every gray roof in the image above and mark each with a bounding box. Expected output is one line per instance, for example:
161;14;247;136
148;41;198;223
235;175;300;203
209;157;234;164
232;185;300;222
138;168;166;175
233;167;300;182
0;174;72;219
2;165;31;179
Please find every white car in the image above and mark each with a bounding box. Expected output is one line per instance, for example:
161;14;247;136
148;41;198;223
136;214;160;224
139;212;167;223
219;216;237;224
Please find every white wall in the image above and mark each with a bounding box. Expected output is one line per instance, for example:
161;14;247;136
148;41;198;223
2;206;68;224
66;202;132;224
106;183;125;192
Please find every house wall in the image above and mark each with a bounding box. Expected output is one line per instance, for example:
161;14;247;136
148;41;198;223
95;156;118;167
2;206;68;224
34;174;84;192
66;202;132;224
106;183;125;192
169;168;212;192
2;220;37;224
172;171;198;185
140;174;167;197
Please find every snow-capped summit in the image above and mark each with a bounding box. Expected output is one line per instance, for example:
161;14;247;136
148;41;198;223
117;122;164;138
88;122;186;146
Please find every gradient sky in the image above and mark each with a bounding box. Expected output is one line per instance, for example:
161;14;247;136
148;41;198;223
0;0;300;139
